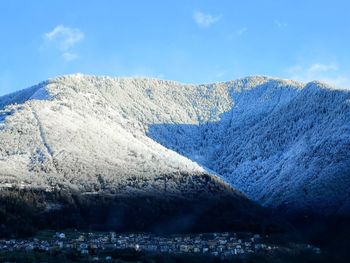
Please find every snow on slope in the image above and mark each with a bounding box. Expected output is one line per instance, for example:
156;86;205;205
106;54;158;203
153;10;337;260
0;74;349;214
0;75;237;195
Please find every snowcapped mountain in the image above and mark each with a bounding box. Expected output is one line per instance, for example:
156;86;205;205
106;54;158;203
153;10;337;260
148;78;350;215
0;74;349;215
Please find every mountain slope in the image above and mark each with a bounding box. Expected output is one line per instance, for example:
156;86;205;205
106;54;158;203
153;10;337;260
1;75;282;236
0;74;349;216
0;76;215;193
148;79;350;215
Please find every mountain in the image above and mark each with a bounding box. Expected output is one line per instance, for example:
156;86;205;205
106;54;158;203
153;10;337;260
0;74;349;220
0;75;278;237
147;78;350;215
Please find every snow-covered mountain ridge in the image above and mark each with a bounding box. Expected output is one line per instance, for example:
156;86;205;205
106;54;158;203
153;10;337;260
0;74;349;214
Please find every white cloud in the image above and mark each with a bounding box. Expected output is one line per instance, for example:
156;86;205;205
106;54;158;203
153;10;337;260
193;11;221;27
215;71;226;78
274;20;288;28
62;52;79;61
236;27;247;36
286;62;350;88
43;25;84;61
227;27;248;40
45;25;84;51
308;63;338;73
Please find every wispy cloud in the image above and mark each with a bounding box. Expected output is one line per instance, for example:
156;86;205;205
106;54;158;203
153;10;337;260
308;63;338;72
215;72;225;78
227;27;248;40
274;20;288;28
236;27;248;36
62;52;79;61
193;11;221;28
43;25;84;61
287;62;350;88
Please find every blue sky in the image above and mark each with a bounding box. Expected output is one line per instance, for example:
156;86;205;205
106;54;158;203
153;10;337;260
1;0;349;95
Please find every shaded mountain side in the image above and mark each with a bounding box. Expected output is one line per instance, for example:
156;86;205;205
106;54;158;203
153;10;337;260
147;82;350;214
0;173;287;238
